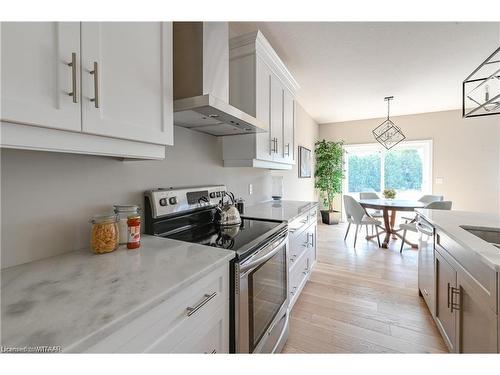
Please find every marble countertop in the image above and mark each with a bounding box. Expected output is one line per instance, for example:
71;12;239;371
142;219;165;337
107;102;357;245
417;209;500;271
243;200;319;222
1;235;234;351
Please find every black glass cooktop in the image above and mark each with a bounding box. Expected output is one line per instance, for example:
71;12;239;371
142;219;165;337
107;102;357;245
164;218;281;253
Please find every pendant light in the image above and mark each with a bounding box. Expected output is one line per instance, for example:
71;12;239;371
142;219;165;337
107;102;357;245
372;96;406;150
463;46;500;118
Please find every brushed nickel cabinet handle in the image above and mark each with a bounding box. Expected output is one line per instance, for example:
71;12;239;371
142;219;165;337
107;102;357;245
286;143;290;156
450;287;461;312
186;292;217;317
67;52;77;103
447;283;451;309
272;138;278;154
90;61;99;108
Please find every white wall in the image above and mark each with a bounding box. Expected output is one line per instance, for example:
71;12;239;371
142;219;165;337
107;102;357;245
320;109;500;215
1;110;319;268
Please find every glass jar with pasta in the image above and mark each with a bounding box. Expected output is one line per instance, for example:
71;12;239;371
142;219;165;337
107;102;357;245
90;214;119;254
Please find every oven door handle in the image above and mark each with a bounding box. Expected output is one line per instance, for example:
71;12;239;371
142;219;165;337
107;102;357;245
240;234;287;274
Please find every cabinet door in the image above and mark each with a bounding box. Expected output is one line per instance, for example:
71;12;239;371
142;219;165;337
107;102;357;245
1;22;81;131
255;57;272;161
456;271;498;353
418;232;435;315
270;74;284;162
81;22;173;145
282;88;295;164
434;250;457;352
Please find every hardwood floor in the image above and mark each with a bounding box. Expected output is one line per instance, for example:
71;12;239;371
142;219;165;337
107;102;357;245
282;221;447;353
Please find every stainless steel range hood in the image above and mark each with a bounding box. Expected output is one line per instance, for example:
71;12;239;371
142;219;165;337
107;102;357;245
173;22;266;136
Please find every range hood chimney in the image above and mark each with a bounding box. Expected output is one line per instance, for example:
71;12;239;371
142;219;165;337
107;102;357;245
173;22;266;136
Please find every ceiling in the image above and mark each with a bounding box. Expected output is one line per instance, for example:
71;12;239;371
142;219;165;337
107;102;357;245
229;22;500;124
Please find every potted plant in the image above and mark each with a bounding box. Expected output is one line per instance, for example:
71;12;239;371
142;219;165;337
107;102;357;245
314;139;344;225
383;188;396;199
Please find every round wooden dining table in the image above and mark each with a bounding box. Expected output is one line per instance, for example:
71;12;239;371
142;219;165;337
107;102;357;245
358;199;427;249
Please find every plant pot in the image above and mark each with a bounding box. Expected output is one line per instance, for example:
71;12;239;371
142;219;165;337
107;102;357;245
320;210;341;225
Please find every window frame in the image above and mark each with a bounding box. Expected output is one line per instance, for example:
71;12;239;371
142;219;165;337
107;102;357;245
343;139;433;198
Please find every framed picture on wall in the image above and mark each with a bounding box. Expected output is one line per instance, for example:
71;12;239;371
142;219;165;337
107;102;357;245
298;146;312;178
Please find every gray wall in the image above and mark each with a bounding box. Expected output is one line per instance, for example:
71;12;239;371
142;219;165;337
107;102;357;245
1;104;319;268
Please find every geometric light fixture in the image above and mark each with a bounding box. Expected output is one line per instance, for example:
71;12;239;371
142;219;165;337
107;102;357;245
372;96;406;150
463;46;500;118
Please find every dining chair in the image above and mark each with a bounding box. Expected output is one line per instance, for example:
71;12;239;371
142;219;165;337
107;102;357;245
343;195;382;248
402;194;444;222
359;192;383;218
399;200;452;252
419;195;444;204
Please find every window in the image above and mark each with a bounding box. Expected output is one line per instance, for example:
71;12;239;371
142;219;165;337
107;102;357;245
344;140;432;200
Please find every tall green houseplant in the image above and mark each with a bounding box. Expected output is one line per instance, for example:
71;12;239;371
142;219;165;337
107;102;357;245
314;139;344;224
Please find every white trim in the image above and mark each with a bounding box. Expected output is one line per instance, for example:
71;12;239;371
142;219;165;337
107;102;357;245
343;139;433;197
1;122;166;160
223;158;293;170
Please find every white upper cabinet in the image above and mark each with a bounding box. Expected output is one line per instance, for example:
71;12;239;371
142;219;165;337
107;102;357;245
1;22;173;160
1;22;81;131
255;56;272;161
223;30;299;170
81;22;173;146
270;74;285;163
282;88;295;164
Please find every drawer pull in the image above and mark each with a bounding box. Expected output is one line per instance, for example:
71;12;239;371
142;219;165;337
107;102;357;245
186;292;217;317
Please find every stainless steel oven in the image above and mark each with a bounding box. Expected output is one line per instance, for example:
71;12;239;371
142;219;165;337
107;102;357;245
235;227;289;353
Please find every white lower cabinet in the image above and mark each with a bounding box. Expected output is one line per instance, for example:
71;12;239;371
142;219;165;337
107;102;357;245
288;208;317;309
83;264;229;353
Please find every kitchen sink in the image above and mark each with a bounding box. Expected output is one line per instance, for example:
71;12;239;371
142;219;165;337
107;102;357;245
460;225;500;249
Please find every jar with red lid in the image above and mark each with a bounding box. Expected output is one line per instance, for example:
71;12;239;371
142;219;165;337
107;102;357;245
127;215;141;249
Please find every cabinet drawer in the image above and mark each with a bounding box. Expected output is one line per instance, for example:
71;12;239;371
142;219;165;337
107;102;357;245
290;252;308;298
85;264;228;353
155;304;228;354
289;225;310;265
289;213;310;238
289;246;314;308
307;208;318;225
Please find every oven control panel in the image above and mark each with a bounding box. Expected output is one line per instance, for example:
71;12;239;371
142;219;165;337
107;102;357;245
145;185;227;218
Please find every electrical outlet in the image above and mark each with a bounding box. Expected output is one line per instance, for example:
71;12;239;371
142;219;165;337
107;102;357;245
248;184;253;195
435;177;444;185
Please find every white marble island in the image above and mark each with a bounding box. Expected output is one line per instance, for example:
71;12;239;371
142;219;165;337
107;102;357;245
243;200;319;222
416;209;500;270
416;209;500;353
1;235;234;352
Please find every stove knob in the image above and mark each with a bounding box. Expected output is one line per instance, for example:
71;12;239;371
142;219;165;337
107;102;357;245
159;198;167;206
216;192;221;198
209;192;216;199
169;196;178;205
